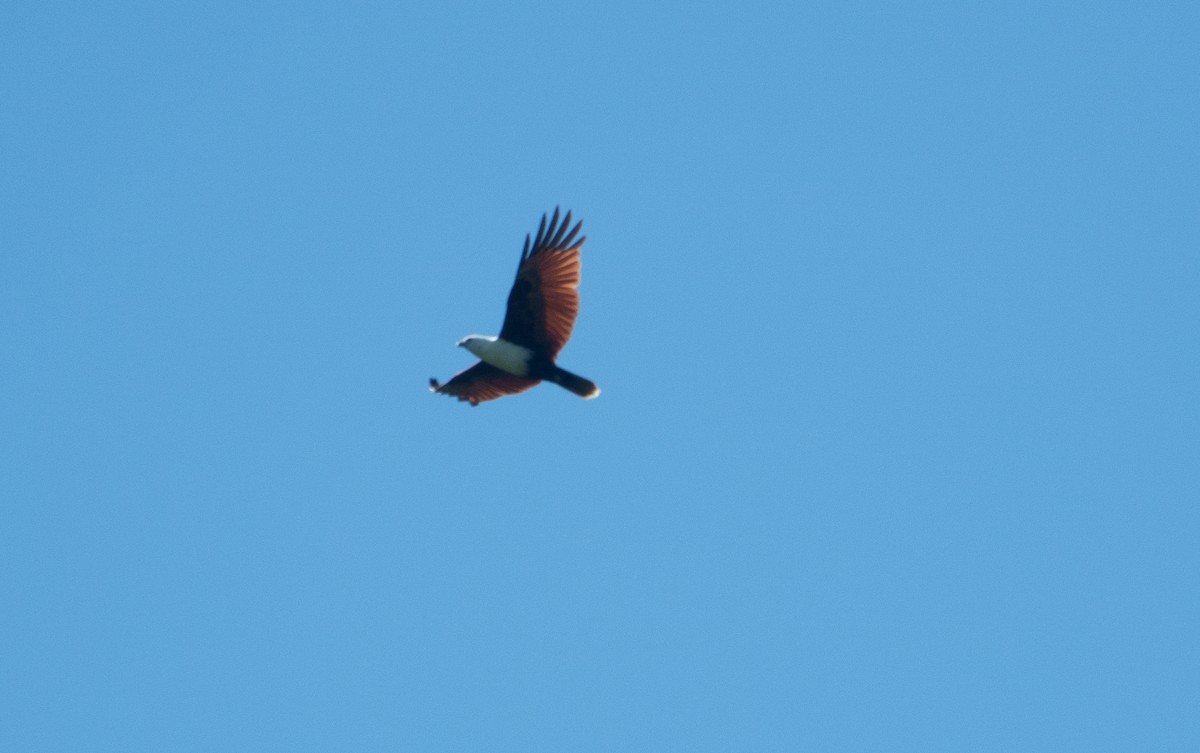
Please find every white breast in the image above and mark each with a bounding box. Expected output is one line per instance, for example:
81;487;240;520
464;336;534;376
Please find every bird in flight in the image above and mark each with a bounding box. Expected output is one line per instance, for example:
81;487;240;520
430;208;600;406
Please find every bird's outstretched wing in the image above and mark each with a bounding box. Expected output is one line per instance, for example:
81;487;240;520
498;207;586;358
429;362;540;406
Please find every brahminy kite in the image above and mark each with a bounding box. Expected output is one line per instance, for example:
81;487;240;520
429;208;600;406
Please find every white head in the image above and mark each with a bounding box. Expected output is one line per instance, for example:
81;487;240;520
457;335;495;358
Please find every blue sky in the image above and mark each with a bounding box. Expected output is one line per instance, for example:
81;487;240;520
2;1;1197;750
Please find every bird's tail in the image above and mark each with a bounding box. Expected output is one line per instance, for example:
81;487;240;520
548;366;600;399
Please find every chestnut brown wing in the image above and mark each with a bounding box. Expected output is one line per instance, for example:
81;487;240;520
429;362;540;406
498;208;585;358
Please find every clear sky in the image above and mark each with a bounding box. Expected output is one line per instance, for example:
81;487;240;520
2;2;1197;751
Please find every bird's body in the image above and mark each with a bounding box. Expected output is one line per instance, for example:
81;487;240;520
430;209;600;406
459;335;533;376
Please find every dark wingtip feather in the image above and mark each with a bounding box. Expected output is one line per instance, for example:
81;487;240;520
548;210;572;249
540;208;562;249
559;218;584;251
517;233;532;274
533;212;549;250
529;207;588;254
